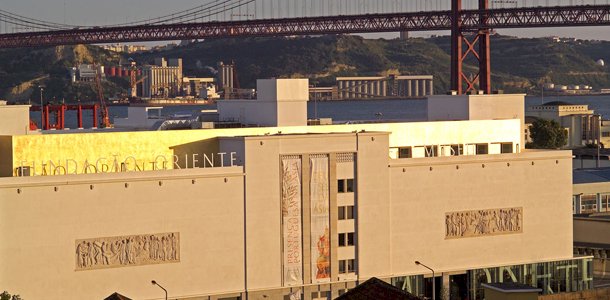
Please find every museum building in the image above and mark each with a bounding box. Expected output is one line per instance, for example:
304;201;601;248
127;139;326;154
0;79;592;300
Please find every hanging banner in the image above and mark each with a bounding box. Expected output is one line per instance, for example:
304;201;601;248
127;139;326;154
310;155;331;282
281;157;303;285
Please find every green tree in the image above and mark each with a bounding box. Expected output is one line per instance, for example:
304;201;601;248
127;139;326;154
528;119;568;149
0;291;22;300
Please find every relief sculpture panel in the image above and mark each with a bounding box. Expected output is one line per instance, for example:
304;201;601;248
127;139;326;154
75;232;179;270
445;208;522;239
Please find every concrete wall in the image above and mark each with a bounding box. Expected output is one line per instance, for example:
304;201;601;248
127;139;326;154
389;150;574;276
223;133;573;288
0;167;246;300
223;133;362;292
258;79;309;103
217;79;308;127
276;100;307;127
428;94;526;148
573;182;610;196
0;136;12;177
574;217;610;245
0;105;30;135
356;133;392;278
484;289;539;300
5;119;521;177
427;96;470;121
0;130;576;299
113;107;163;129
217;99;278;126
538;287;610;300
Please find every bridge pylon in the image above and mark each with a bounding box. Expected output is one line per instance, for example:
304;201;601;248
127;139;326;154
451;0;491;95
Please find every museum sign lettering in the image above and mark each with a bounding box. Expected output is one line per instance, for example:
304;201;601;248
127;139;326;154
16;152;238;176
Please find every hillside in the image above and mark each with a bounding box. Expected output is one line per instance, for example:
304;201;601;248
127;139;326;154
1;34;609;102
429;35;610;91
135;34;610;93
0;45;126;103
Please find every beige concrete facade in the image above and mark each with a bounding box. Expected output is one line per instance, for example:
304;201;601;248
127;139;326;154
1;119;521;178
0;129;575;299
390;150;573;276
217;79;308;127
428;94;526;148
0;104;31;135
0;168;246;300
0;91;584;299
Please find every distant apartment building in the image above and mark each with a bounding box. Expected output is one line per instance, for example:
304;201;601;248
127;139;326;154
101;44;148;53
71;64;104;82
526;101;610;148
571;168;610;279
182;77;219;99
141;58;183;98
336;75;433;99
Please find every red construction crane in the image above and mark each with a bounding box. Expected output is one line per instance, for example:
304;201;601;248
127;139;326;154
94;65;111;128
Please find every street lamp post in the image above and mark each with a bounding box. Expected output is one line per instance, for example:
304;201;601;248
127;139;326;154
597;114;601;168
39;85;44;129
415;261;435;300
151;280;168;300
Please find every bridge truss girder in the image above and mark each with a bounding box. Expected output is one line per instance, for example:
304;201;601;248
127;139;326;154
0;5;608;49
0;5;609;96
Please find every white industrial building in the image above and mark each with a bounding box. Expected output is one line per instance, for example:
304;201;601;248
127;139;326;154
141;58;183;98
337;75;433;99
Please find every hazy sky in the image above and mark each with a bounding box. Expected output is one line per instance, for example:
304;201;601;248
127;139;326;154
3;0;610;41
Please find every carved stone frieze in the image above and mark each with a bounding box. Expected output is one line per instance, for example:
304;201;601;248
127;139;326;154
75;232;179;270
445;208;522;239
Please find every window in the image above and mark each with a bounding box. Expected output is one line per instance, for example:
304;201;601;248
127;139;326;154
338;179;355;193
338;206;355;220
339;259;356;274
581;194;597;213
601;194;610;212
500;143;513;154
338;179;345;193
347;259;355;272
346;205;354;219
346;179;354;192
339;232;356;247
398;147;412;158
476;144;489;154
311;291;330;300
603;132;610;138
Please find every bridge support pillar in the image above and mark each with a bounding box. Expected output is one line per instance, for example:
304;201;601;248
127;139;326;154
451;0;491;94
479;0;491;95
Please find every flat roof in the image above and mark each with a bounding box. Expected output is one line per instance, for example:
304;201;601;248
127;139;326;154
573;168;610;184
218;131;388;140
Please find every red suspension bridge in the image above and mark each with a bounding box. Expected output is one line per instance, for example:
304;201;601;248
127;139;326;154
1;0;610;94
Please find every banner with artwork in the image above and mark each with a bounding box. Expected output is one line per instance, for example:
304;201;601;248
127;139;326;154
281;156;303;285
310;155;330;282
